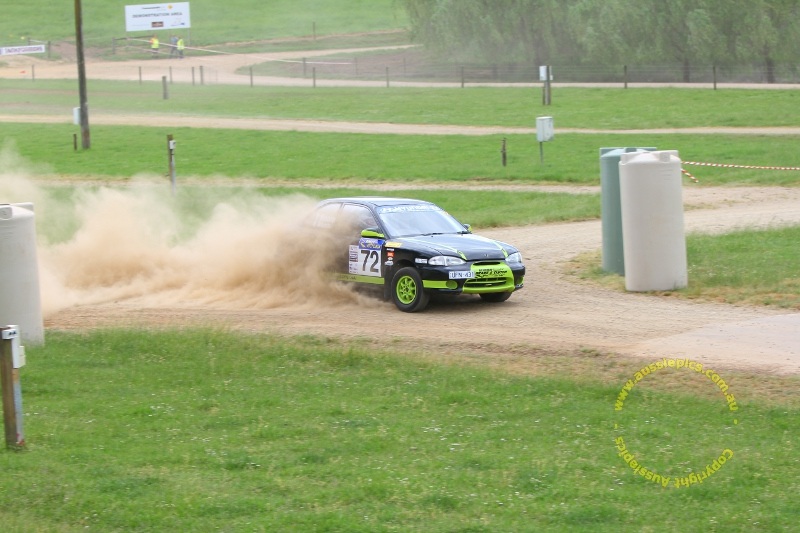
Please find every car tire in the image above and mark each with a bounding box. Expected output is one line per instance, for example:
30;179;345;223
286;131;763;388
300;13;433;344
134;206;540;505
479;292;512;303
391;267;430;312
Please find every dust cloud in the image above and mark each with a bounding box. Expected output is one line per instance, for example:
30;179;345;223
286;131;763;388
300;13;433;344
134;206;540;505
0;147;370;318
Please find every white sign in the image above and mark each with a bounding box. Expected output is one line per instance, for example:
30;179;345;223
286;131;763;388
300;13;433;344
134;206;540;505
0;45;46;56
125;3;191;32
536;116;554;142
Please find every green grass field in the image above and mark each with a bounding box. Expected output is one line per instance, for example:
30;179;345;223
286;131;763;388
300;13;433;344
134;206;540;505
0;330;796;532
2;81;800;185
1;0;407;47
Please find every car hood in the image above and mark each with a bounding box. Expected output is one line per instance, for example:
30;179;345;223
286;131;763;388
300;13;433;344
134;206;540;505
397;234;511;261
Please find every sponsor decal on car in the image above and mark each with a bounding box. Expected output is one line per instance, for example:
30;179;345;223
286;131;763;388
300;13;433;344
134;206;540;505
359;238;384;250
350;239;384;277
475;267;509;278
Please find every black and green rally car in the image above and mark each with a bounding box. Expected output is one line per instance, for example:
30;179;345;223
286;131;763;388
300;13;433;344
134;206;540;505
309;197;525;312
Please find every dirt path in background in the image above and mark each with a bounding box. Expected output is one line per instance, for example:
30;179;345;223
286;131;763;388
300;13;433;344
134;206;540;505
3;50;800;375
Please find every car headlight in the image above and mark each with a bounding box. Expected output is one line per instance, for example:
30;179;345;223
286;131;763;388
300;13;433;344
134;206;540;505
429;255;466;266
506;252;523;264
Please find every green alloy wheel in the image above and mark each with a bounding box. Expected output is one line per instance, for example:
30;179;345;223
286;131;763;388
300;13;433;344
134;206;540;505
392;267;429;312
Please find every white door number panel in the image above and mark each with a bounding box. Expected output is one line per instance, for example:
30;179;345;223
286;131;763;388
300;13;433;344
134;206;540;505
349;238;384;277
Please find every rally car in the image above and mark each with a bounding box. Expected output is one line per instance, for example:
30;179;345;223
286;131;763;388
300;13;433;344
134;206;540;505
308;197;525;312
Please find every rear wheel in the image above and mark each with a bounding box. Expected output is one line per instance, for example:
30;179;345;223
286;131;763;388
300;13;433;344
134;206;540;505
479;292;512;303
391;267;429;312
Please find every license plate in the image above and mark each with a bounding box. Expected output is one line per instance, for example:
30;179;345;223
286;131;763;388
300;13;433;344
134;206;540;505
449;271;475;279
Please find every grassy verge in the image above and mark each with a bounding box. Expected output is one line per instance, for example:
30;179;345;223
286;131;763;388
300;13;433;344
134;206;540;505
5;81;800;130
565;226;800;310
0;329;797;532
2;122;799;186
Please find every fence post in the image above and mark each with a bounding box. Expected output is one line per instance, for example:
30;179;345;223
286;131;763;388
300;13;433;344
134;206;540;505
162;75;169;99
386;67;390;88
713;65;717;90
250;66;253;87
1;326;25;449
167;135;176;196
624;65;628;89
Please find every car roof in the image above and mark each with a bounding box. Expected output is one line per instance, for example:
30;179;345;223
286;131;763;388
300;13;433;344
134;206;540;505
318;197;436;209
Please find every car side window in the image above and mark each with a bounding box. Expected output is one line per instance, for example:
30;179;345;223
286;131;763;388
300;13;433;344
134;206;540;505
309;203;341;229
341;204;377;233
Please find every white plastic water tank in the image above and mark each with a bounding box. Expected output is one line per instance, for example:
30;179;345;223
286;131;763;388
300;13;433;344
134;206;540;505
619;150;687;292
0;203;44;345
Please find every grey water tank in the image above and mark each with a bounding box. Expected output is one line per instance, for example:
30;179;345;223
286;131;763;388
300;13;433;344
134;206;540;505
599;147;656;275
0;203;44;345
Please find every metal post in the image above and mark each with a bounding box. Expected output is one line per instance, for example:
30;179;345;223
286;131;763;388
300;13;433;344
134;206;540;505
249;66;253;87
386;66;390;88
162;76;169;99
74;0;90;149
313;67;316;88
200;65;204;85
1;326;25;449
167;134;176;196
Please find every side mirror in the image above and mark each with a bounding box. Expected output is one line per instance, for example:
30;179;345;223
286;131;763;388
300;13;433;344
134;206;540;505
361;228;385;239
462;224;472;233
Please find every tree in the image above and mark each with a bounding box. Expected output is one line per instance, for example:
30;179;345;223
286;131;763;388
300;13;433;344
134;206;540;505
401;0;800;82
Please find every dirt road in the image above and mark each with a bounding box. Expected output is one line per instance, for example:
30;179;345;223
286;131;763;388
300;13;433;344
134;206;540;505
4;49;800;375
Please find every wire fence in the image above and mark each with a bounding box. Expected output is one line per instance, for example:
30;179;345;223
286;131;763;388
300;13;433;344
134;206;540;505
8;37;800;87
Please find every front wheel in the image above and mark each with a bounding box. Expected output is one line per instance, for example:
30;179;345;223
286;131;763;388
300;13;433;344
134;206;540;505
391;267;430;312
479;292;512;303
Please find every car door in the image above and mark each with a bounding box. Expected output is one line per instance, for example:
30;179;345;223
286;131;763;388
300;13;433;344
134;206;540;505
340;204;384;282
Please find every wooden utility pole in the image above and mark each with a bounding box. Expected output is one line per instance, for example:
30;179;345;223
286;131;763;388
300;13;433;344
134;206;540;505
74;0;91;149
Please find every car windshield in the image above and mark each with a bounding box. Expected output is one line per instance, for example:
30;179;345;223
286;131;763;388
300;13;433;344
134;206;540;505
377;204;467;238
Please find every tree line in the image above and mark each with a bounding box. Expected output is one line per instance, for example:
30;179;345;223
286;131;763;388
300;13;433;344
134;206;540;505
401;0;800;82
